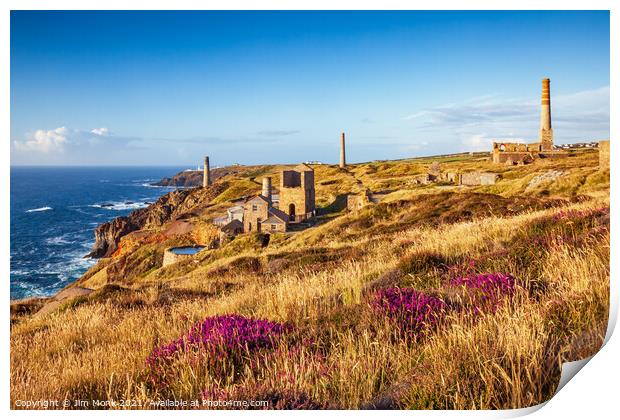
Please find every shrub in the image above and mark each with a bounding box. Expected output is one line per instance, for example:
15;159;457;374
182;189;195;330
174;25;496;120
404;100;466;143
146;314;291;386
372;288;448;340
450;273;516;312
398;251;447;275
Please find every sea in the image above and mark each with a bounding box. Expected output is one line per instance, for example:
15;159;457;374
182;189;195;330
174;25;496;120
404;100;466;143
10;166;187;300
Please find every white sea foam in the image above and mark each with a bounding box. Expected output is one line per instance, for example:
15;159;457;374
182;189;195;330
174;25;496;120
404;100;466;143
89;201;149;211
25;206;52;213
45;235;75;246
140;182;180;189
11;245;96;298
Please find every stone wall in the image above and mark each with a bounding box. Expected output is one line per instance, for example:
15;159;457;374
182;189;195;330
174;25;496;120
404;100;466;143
460;172;480;186
494;142;528;153
446;172;461;184
409;174;430;185
280;187;313;221
243;199;269;232
479;173;499;185
282;170;301;188
263;221;286;233
163;248;200;267
460;172;498;186
279;165;316;222
347;193;371;211
492;150;534;165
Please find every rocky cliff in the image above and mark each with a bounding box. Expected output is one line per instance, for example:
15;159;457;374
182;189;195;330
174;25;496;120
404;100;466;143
153;171;202;187
152;165;272;187
86;183;229;258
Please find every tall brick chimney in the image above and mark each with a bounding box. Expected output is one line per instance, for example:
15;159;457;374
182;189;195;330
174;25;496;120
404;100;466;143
339;132;346;169
539;78;553;151
203;156;211;187
262;177;272;203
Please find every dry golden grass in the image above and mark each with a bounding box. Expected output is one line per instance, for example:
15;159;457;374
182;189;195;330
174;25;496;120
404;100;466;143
10;150;609;409
11;197;609;409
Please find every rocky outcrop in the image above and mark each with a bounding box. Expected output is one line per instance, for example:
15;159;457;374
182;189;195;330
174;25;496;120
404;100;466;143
154;171;203;187
525;170;565;192
87;216;143;258
86;183;229;258
152;165;272;187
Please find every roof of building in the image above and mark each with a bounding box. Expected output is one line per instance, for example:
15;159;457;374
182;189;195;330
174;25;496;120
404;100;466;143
266;207;289;223
294;163;314;172
244;195;270;205
263;215;287;225
221;219;243;233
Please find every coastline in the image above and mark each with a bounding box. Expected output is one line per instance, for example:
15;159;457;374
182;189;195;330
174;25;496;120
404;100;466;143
9;166;187;300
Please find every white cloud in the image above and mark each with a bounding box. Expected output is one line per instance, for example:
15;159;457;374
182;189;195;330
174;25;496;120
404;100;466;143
462;134;527;152
12;126;131;155
13;127;69;153
90;127;109;136
403;86;610;148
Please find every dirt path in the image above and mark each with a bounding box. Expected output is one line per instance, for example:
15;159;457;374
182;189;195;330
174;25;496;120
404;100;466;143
35;287;94;318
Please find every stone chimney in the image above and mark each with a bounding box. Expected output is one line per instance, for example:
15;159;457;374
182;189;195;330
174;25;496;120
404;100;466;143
262;177;272;203
203;156;211;187
339;132;346;169
539;78;553;151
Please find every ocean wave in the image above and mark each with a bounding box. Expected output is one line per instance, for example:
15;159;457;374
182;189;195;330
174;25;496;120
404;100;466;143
45;235;76;246
11;280;49;299
11;247;96;298
140;182;180;189
25;206;52;213
89;201;150;211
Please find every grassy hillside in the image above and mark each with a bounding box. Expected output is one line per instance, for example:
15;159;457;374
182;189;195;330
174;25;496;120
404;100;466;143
10;149;609;409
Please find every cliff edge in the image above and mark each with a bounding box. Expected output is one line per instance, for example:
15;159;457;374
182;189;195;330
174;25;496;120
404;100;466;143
86;183;228;258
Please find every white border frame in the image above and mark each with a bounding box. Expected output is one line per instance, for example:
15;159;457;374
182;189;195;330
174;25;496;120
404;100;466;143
2;2;616;419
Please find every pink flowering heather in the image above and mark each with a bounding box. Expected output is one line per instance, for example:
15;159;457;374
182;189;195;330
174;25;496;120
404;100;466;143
146;314;291;386
552;207;609;221
450;272;516;312
372;288;448;340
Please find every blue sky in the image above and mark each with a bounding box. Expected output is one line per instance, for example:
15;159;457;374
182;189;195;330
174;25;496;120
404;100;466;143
10;11;610;166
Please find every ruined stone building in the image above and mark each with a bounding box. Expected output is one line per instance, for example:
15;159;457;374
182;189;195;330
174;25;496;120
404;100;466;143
492;78;565;165
459;172;499;186
242;194;289;233
242;195;269;233
214;164;316;236
239;174;292;234
239;164;315;232
431;163;499;186
347;190;372;211
260;207;289;232
279;163;316;223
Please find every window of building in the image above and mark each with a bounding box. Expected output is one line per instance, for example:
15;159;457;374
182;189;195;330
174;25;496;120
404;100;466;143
271;224;276;230
252;205;258;212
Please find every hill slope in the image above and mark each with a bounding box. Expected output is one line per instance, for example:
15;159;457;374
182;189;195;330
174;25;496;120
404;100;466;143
10;149;609;409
